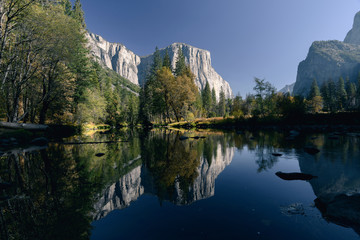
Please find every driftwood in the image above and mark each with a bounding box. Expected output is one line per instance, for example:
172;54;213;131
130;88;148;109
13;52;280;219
276;171;318;181
0;122;49;131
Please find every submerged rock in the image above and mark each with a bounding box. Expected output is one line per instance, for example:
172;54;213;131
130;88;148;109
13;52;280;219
280;203;305;216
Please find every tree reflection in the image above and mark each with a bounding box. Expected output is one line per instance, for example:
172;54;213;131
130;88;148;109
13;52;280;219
0;145;96;240
141;130;201;204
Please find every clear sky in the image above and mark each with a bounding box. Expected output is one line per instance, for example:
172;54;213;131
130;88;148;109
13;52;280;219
80;0;360;96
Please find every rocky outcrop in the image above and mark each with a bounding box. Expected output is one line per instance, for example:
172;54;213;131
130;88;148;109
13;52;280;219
344;12;360;45
293;11;360;96
293;40;360;96
86;33;141;85
87;33;233;99
278;83;295;95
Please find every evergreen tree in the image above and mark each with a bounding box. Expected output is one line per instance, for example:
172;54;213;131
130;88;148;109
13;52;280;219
201;81;212;116
218;87;226;117
72;0;86;27
163;49;172;71
174;46;186;76
336;77;347;111
211;88;217;115
61;0;72;16
308;79;320;99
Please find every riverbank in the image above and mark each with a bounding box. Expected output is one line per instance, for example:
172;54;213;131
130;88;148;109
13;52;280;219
169;112;360;133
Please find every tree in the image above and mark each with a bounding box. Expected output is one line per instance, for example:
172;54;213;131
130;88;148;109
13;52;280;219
163;49;172;71
307;79;323;113
253;77;276;117
218;87;226;117
174;46;186;76
201;81;212;116
336;77;347;111
211;88;217;116
72;0;85;28
308;79;320;100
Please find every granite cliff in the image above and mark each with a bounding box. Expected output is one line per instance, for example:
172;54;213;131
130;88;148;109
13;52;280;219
86;33;233;99
293;11;360;96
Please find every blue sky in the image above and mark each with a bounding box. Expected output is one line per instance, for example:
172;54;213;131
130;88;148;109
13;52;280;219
80;0;360;96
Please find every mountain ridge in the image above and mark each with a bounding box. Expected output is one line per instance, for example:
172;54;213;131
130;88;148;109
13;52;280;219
86;32;233;99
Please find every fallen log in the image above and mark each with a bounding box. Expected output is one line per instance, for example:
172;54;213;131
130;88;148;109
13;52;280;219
0;122;49;131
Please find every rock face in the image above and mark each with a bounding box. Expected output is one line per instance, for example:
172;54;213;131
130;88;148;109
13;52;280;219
86;33;141;85
293;11;360;96
278;83;295;95
344;12;360;45
87;33;233;99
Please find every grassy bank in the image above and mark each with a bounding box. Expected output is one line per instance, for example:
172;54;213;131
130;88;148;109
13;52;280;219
169;112;360;132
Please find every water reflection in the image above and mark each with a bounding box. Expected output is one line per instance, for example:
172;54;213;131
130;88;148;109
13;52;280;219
94;130;235;219
1;129;360;239
296;134;360;234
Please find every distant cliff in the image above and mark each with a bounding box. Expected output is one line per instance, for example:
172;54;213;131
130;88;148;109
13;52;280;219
293;11;360;96
86;33;233;99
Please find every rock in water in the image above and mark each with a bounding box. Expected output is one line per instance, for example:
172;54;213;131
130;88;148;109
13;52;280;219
304;147;320;155
275;171;318;181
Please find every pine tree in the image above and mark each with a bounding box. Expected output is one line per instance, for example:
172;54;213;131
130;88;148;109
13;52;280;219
218;87;226;117
336;77;347;111
308;79;320;100
72;0;86;28
211;88;217;115
202;81;212;116
61;0;72;16
174;46;186;76
163;49;172;71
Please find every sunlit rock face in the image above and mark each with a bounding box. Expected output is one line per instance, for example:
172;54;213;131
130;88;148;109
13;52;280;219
138;43;233;100
293;11;360;96
174;144;235;205
86;33;233;99
86;33;141;85
93;166;144;220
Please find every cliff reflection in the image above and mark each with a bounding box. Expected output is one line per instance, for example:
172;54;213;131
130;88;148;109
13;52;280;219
93;130;235;219
297;134;360;235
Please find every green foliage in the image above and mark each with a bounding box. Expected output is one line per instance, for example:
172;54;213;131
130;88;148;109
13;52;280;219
163;49;172;71
308;79;320;99
253;77;277;117
174;46;186;76
201;81;212;116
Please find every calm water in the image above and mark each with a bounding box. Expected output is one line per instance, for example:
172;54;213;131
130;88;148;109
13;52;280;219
1;129;360;239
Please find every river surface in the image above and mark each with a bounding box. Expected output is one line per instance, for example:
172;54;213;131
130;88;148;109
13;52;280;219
1;129;360;239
